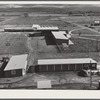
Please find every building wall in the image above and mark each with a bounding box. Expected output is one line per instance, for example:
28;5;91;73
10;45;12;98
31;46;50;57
0;61;8;78
35;63;97;72
4;69;22;78
56;39;69;45
4;29;33;32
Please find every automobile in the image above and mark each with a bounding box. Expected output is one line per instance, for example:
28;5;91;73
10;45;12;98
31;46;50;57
78;69;100;77
78;70;89;77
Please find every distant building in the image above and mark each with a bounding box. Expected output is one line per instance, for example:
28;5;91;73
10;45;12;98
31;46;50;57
4;27;33;32
4;54;28;77
35;58;97;72
94;21;100;26
32;24;59;31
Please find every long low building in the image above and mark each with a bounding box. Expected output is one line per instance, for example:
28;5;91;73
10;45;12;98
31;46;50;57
4;54;28;77
4;27;33;32
35;58;97;72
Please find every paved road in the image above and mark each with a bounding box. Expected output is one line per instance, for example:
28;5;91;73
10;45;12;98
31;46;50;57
66;20;100;34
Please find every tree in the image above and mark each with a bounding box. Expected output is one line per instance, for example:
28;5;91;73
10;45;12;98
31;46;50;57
24;12;28;17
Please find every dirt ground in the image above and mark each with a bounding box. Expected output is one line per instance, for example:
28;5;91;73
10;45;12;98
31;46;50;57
0;71;99;90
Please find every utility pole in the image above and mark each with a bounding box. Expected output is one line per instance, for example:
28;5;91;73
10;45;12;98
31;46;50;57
89;60;92;87
96;38;98;52
5;41;10;57
88;39;90;57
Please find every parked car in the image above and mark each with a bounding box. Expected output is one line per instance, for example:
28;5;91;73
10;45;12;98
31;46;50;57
78;69;100;77
78;70;89;77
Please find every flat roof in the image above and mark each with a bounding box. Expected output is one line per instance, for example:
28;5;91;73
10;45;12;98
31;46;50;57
32;24;40;28
53;31;67;35
38;58;97;65
37;26;59;30
52;31;68;40
32;24;59;30
4;27;33;30
4;54;28;71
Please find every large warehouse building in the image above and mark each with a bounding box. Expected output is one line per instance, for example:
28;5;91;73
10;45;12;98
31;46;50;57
4;54;28;77
35;58;97;72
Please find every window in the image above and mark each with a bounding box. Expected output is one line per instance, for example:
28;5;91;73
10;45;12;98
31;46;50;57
11;70;16;75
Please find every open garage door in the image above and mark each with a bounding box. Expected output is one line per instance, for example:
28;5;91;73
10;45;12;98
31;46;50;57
35;66;40;72
69;64;75;71
48;65;54;72
55;65;61;71
62;64;69;71
76;64;83;71
39;65;47;72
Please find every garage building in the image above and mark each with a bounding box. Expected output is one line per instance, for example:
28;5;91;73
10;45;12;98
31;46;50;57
4;54;28;77
35;58;97;72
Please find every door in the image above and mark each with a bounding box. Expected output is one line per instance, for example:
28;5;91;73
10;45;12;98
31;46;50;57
48;65;54;72
76;64;83;71
55;65;61;71
40;65;47;72
69;64;75;71
62;64;69;71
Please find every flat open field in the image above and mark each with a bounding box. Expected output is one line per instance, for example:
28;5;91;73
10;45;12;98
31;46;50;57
1;14;99;62
0;32;28;55
61;16;100;25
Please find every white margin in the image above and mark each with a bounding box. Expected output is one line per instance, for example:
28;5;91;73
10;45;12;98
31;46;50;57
0;1;100;99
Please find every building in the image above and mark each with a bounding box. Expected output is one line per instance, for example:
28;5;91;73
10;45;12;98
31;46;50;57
52;31;69;45
0;57;9;78
4;27;33;32
94;20;100;26
4;54;28;77
4;25;33;32
35;58;97;72
32;24;59;31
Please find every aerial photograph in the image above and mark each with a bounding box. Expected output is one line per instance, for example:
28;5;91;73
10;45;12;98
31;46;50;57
0;4;100;90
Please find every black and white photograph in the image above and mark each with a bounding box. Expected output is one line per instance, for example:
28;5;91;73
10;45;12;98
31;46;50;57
0;1;100;92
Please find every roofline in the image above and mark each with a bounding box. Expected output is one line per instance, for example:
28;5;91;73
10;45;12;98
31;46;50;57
38;58;97;65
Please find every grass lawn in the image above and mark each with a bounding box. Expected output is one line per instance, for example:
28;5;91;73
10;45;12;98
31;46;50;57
0;33;28;55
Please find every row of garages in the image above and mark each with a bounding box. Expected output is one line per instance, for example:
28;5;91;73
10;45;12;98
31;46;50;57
35;58;97;72
0;54;97;77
